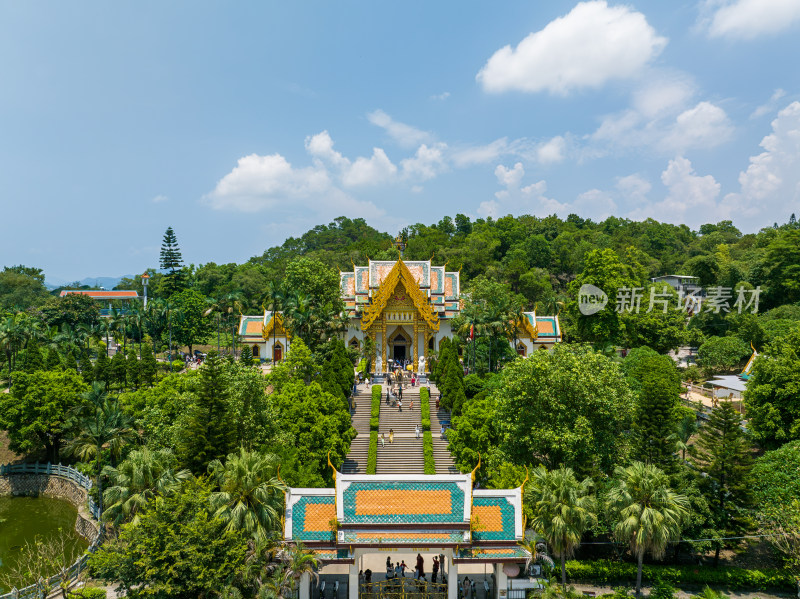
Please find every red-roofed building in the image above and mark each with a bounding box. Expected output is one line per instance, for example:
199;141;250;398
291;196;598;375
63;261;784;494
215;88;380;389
59;289;141;316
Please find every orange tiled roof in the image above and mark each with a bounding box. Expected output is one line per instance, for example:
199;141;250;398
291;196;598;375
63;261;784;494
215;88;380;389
60;290;138;299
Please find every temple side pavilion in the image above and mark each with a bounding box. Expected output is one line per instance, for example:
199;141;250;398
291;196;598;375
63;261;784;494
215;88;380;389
285;470;529;599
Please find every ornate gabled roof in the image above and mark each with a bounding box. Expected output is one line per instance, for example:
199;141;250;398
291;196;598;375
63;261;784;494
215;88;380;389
512;312;538;341
263;311;289;340
360;259;439;332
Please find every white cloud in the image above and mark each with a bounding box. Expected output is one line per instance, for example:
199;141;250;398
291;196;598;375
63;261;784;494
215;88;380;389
574;189;618;220
341;148;397;187
705;0;800;39
723;101;800;221
625;157;721;224
751;89;787;119
592;97;733;153
663;101;734;151
616;174;652;203
536;136;566;164
401;143;448;180
632;75;695;119
367;110;432;147
151;194;168;203
451;138;511;167
305;130;349;169
495;162;525;188
476;1;667;95
430;91;450;101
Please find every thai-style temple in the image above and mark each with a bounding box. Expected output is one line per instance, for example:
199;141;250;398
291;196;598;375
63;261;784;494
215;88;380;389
285;468;530;599
239;258;561;367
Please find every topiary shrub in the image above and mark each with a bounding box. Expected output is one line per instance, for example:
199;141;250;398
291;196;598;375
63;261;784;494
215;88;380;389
420;387;431;431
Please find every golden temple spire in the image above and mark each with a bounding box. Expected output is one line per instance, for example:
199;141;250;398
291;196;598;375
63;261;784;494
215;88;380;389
470;454;482;483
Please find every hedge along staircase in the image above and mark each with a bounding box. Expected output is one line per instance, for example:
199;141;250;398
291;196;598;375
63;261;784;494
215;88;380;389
343;379;459;475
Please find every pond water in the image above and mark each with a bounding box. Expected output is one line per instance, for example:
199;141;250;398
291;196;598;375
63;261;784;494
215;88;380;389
0;496;89;592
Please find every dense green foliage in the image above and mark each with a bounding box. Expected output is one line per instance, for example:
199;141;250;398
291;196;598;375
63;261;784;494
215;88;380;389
423;430;435;474
750;440;800;513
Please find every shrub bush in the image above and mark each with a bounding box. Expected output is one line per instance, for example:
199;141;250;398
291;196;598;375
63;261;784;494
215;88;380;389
420;387;431;430
563;560;794;592
171;361;183;372
367;430;378;474
423;431;436;474
68;587;107;599
371;385;381;418
370;416;380;430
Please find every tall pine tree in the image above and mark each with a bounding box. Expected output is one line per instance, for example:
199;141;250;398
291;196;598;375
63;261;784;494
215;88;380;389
139;342;157;387
691;400;753;566
179;351;234;474
635;358;681;470
126;348;140;389
159;226;185;297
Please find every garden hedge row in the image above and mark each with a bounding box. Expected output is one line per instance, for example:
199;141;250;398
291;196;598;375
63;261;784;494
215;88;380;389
563;560;794;592
420;387;431;431
367;430;378;474
366;385;381;474
423;431;436;474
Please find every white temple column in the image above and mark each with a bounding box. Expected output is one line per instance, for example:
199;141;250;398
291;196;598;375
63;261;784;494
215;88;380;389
299;572;311;599
348;563;359;599
494;563;507;599
448;562;459;599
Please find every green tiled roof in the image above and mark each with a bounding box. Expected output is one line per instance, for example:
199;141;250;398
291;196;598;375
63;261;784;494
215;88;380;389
456;546;530;560
292;495;336;542
471;497;516;542
312;549;353;561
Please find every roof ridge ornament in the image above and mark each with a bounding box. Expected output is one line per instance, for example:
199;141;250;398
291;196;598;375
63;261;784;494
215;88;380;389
470;454;481;484
327;450;337;483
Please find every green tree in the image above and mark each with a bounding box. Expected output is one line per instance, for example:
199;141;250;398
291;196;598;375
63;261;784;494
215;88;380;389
159;226;186;297
66;385;138;513
89;478;247;599
79;349;93;383
139;342;157;387
126;348;140;389
94;350;111;387
495;344;635;475
606;462;689;598
763;229;800;307
0;369;88;462
45;347;62;371
102;447;192;526
171;288;213;355
178;351;235;473
41;293;101;329
110;350;127;387
21;340;44;373
0;265;49;311
568;249;634;346
208;448;287;544
527;465;596;586
448;395;499;474
745;328;800;447
750;440;800;515
690;400;752;566
240;344;252;364
64;349;78;372
697;336;750;375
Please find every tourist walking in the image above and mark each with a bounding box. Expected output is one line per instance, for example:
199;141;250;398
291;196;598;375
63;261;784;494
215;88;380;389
398;398;402;412
432;557;439;583
379;433;385;447
389;429;394;444
415;553;425;580
415;424;420;439
409;399;414;411
400;560;408;577
411;375;416;387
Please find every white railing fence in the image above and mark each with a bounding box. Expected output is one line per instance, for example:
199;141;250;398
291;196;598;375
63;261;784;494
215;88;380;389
0;462;104;599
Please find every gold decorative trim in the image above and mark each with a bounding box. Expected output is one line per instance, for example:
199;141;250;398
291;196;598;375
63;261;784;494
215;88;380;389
513;313;538;341
263;312;289;340
360;258;439;332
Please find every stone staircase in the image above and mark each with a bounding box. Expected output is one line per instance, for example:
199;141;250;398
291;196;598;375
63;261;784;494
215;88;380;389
342;378;460;476
341;384;374;474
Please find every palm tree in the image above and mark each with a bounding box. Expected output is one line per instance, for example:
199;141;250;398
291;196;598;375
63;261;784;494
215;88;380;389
606;462;690;597
66;384;139;513
528;465;597;587
275;542;319;596
518;533;555;574
208;448;287;543
102;447;192;526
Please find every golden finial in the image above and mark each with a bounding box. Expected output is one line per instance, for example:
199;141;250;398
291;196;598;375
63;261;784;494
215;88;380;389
520;466;530;496
327;450;337;482
276;464;285;485
751;341;757;352
470;454;482;483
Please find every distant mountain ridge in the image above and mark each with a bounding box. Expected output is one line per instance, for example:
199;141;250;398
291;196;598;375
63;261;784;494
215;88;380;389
45;274;134;290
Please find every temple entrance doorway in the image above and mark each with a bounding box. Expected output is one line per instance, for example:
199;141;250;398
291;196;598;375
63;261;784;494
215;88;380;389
393;338;407;363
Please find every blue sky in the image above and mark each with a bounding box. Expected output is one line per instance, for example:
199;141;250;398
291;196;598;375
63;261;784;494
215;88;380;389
2;1;800;282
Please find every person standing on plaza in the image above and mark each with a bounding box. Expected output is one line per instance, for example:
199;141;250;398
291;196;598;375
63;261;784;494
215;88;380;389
432;556;439;583
416;553;425;580
389;428;394;444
